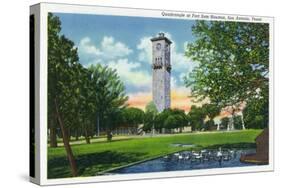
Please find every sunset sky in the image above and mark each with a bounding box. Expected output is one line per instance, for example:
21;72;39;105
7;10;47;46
54;13;199;112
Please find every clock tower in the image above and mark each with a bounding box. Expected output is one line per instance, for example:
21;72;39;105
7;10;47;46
151;33;172;112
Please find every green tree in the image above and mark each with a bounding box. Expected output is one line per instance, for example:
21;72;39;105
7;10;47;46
243;97;268;129
48;13;79;176
204;119;215;131
164;115;178;130
202;104;221;120
103;108;124;140
143;112;153;132
48;13;61;148
154;109;172;132
154;108;188;133
75;67;95;144
144;102;158;135
88;64;128;141
201;103;221;130
220;117;229;130
122;107;145;127
170;109;188;131
185;21;269;130
188;105;206;131
233;115;243;130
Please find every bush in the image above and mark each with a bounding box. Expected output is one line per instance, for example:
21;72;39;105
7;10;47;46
220;117;229;130
204;119;215;131
233;115;243;130
243;98;268;129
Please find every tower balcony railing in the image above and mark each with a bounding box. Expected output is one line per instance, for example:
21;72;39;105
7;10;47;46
152;63;172;71
152;63;163;69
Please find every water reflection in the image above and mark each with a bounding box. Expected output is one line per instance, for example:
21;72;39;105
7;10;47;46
111;148;259;174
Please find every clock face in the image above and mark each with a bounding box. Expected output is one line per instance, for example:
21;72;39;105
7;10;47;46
156;43;161;50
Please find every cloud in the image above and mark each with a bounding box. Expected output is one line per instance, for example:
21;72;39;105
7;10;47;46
179;73;187;83
136;32;196;76
107;58;151;90
78;36;133;61
136;32;171;64
79;37;102;56
78;34;196;112
137;36;152;63
78;35;152;93
171;76;178;88
165;32;195;73
101;36;133;59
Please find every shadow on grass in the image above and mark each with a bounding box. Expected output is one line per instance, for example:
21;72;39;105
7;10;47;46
51;138;134;148
48;150;146;179
87;138;133;144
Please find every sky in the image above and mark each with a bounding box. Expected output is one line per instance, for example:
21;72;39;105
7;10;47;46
54;13;199;111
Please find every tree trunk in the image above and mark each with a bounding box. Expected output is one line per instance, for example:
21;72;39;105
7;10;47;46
54;98;78;177
84;127;91;144
49;114;57;147
96;114;100;137
50;126;57;147
229;116;235;131
241;111;246;130
152;116;155;136
106;130;112;141
67;128;71;141
75;129;79;141
152;123;155;136
217;123;220;131
228;110;235;131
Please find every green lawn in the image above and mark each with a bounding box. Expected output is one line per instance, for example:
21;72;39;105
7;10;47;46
48;129;262;179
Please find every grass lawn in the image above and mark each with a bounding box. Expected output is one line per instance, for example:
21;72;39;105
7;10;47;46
48;129;262;179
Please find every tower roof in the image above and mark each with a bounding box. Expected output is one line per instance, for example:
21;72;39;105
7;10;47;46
151;33;172;44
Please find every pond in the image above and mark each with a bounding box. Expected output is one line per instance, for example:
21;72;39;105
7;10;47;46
110;148;261;174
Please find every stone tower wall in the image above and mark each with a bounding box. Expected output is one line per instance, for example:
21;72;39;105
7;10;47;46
151;34;171;112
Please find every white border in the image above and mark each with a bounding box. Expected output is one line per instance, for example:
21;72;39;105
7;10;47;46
31;2;274;185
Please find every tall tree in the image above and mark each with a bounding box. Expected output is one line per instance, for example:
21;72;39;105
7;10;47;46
154;109;172;132
88;64;128;141
204;119;215;131
188;105;206;131
122;107;145;134
220;117;230;130
243;96;268;129
69;65;95;144
144;102;158;135
185;21;269;129
48;13;79;176
47;13;61;148
154;108;188;133
233;115;243;130
201;103;221;130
